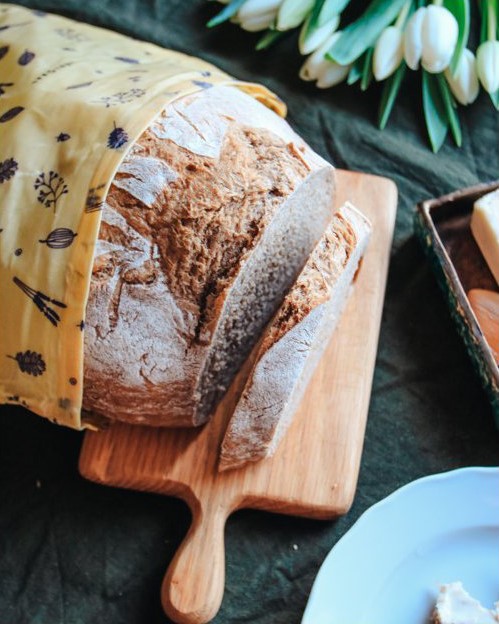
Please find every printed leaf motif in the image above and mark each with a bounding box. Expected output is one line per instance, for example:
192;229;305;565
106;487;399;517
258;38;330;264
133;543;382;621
107;123;128;149
114;56;139;64
18;50;35;65
192;80;212;89
0;45;9;60
39;228;77;249
0;157;18;183
34;170;68;212
13;276;67;327
7;351;46;376
66;81;93;90
0;106;24;123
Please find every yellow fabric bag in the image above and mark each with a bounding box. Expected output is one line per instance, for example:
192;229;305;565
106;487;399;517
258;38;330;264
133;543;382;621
0;3;286;429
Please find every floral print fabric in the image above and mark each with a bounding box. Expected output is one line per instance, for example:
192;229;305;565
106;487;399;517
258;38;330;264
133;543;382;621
0;3;286;429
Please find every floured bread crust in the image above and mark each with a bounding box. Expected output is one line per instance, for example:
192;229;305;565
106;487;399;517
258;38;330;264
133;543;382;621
82;86;334;426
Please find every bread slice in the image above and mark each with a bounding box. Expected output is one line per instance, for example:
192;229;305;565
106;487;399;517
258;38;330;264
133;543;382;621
83;86;335;427
219;202;371;470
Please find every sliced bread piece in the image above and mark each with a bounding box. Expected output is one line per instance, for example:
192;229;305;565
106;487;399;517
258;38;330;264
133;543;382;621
219;202;371;470
83;85;335;427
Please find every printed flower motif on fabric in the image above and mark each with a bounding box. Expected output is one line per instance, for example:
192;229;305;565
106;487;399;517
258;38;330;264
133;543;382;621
34;171;68;212
13;277;67;327
85;183;105;213
0;157;18;183
7;351;46;376
53;27;89;42
96;88;146;108
107;122;128;149
0;107;24;123
39;228;78;249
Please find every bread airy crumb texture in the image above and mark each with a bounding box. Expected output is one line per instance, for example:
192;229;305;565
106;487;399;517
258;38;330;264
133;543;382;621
219;201;371;471
83;86;335;427
431;582;499;624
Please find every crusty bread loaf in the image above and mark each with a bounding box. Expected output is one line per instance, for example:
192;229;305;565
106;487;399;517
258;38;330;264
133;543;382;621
219;202;371;470
82;86;335;427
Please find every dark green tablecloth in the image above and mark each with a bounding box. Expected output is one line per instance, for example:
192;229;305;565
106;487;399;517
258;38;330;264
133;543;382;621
1;2;498;623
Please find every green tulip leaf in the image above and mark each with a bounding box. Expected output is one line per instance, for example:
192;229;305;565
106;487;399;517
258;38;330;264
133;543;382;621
308;0;351;31
378;63;406;129
326;0;408;65
422;71;449;153
490;89;499;109
361;47;374;91
256;28;285;50
347;55;364;85
444;0;470;75
437;74;462;147
207;0;247;28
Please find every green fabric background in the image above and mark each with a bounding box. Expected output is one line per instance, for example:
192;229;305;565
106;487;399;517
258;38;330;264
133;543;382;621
1;1;498;623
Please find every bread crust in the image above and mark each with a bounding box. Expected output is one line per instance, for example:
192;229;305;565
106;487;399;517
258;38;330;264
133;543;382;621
82;86;335;426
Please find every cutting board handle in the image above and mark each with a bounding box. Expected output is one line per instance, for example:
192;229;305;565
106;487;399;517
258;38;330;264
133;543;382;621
162;497;228;624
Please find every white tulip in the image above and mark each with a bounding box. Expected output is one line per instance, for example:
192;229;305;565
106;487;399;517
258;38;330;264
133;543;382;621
373;26;404;81
238;0;282;21
316;62;351;88
299;14;340;55
476;40;499;94
299;31;341;81
299;31;350;87
444;49;479;105
421;5;458;73
277;0;314;31
239;10;277;31
404;6;425;70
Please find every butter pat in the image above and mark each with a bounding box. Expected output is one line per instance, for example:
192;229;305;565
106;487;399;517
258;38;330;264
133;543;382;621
471;189;499;286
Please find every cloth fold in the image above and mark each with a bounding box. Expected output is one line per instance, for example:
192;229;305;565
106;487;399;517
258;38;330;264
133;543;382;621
0;3;286;428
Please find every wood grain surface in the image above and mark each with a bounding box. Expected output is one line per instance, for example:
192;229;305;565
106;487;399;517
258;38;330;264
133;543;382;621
79;169;398;624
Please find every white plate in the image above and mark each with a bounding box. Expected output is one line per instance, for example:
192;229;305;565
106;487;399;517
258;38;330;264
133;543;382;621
302;467;499;624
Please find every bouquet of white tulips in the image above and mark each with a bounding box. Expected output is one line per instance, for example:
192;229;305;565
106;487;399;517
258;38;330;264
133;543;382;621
207;0;499;152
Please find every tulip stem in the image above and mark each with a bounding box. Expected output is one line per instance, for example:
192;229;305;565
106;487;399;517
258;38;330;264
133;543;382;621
433;0;443;6
395;1;411;28
487;0;497;41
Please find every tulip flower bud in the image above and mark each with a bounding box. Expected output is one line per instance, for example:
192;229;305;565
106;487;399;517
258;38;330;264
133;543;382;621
316;61;350;88
299;14;340;55
373;26;404;81
421;5;458;74
277;0;314;31
238;0;282;21
476;40;499;94
444;49;479;105
239;10;277;31
404;7;425;70
300;31;341;81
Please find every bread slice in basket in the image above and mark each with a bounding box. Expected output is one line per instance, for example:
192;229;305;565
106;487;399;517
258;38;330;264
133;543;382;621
83;86;335;427
219;202;371;471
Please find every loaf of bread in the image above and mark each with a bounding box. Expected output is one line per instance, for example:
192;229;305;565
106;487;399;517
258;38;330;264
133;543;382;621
82;85;336;427
219;202;371;470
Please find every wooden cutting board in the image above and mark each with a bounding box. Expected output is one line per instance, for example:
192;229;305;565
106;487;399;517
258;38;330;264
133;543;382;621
79;169;397;624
